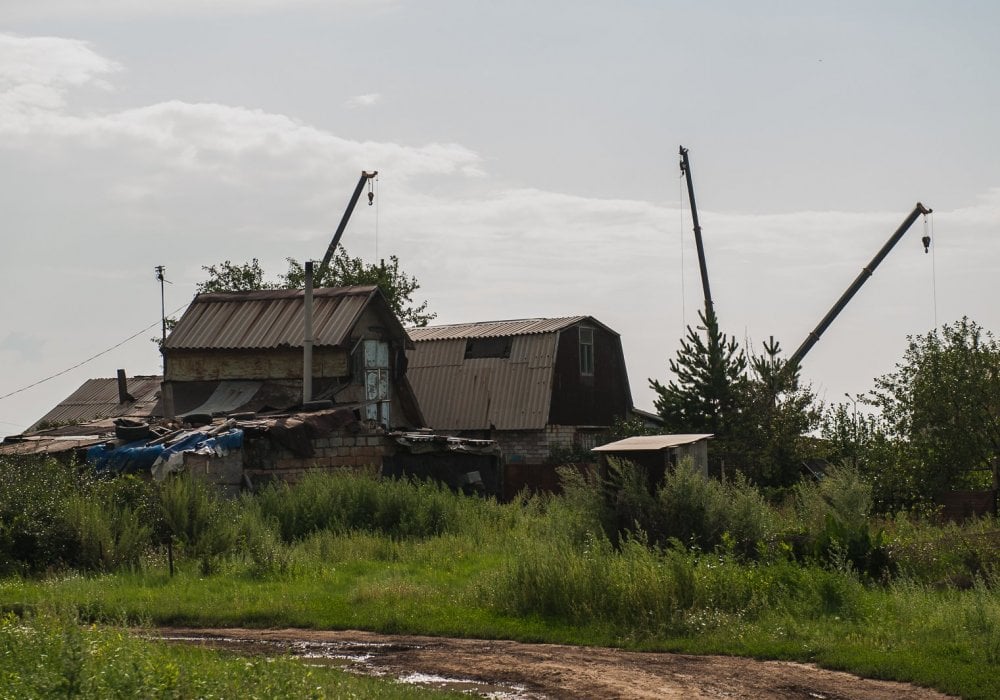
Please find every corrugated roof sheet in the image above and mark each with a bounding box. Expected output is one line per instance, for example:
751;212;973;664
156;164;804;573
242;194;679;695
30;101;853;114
165;286;379;351
408;317;590;342
592;434;714;452
31;376;162;430
406;333;559;431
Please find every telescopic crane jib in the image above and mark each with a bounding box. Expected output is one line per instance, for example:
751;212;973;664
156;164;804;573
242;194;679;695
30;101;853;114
788;202;933;369
679;146;714;320
316;170;377;280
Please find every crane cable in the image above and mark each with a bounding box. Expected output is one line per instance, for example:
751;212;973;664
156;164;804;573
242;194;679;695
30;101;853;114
928;211;938;328
374;173;380;261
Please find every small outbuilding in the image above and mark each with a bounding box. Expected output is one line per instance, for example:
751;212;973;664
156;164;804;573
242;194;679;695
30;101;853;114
592;434;713;486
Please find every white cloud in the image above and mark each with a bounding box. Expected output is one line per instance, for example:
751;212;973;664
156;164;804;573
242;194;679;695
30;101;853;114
346;93;381;109
0;34;119;120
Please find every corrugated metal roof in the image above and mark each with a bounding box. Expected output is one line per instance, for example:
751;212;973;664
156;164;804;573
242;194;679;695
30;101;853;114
30;376;162;430
408;317;590;342
592;434;714;452
406;334;558;430
165;286;378;351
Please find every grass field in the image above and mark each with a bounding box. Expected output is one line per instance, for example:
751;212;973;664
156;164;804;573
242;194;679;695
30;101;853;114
2;459;999;698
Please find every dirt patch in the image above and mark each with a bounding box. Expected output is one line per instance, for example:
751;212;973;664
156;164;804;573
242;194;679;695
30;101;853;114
152;627;955;699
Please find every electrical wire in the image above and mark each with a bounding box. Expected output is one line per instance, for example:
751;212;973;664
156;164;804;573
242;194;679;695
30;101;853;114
0;303;188;402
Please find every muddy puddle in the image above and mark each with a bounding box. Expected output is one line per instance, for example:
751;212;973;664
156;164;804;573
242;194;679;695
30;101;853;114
152;632;539;699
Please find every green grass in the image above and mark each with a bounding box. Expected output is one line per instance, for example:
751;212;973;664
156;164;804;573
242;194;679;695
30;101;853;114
0;610;464;699
3;460;1000;698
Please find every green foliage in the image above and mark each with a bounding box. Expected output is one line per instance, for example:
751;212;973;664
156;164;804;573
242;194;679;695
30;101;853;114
0;610;453;699
868;317;1000;499
650;309;747;436
795;465;892;579
0;457;80;575
283;252;436;327
252;470;465;542
195;257;276;293
578;458;775;558
650;319;820;487
193;249;436;327
726;337;822;486
157;474;236;574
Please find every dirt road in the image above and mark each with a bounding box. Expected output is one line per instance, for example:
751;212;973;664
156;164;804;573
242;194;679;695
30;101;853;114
154;627;955;699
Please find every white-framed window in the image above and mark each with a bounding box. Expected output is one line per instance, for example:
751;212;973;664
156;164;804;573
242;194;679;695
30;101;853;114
579;326;594;375
359;339;391;426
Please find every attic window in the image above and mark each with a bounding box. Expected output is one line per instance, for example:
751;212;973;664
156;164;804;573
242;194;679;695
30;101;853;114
464;337;512;359
579;326;594;375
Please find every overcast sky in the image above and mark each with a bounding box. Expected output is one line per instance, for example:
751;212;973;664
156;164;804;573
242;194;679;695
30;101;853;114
1;1;998;434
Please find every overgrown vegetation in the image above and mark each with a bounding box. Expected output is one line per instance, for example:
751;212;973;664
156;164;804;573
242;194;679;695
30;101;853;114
0;609;460;699
2;455;1000;697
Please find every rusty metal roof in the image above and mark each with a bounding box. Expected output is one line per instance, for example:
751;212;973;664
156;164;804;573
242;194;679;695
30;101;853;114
408;317;601;342
165;286;382;351
406;334;559;431
592;434;714;452
30;376;162;431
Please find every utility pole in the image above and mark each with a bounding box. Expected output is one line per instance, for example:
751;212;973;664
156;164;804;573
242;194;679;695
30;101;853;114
155;265;168;351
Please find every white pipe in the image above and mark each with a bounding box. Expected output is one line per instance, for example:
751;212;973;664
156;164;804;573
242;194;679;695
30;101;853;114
303;260;314;404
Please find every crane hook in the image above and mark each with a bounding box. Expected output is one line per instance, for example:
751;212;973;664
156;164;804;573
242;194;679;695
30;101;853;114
921;234;931;254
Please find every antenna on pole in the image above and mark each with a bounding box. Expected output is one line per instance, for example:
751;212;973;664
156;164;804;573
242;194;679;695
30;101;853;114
154;265;172;353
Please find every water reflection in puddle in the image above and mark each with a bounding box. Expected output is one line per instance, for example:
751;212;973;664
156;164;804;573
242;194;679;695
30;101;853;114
154;634;537;699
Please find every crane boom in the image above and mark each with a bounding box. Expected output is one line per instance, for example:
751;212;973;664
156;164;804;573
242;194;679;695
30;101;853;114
316;170;377;280
679;146;714;319
788;202;932;369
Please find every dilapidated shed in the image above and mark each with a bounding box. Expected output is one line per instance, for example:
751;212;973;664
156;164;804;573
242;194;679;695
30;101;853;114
162;285;425;429
592;434;713;486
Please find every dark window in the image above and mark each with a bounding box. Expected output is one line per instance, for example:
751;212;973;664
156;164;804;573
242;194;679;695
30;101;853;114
579;327;594;375
464;337;512;359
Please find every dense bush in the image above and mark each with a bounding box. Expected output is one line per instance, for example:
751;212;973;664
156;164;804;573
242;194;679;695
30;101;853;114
565;458;775;558
0;457;81;575
252;469;467;542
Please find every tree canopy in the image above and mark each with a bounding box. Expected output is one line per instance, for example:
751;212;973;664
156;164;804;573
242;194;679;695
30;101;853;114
650;311;820;486
867;317;1000;498
195;250;436;327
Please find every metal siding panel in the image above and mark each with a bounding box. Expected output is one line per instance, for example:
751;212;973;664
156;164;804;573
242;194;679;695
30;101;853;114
31;377;162;428
405;335;556;431
164;286;376;350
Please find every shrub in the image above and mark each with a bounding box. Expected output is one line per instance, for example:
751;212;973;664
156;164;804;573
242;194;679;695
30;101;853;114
158;474;236;574
795;464;893;579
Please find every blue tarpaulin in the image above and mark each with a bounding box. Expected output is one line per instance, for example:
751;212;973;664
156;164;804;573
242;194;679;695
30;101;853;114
86;440;165;474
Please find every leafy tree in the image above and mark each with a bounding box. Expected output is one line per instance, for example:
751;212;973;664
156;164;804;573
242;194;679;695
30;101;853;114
729;337;821;486
194;250;436;327
281;251;435;327
820;403;924;512
649;309;747;436
867;317;1000;499
196;258;276;293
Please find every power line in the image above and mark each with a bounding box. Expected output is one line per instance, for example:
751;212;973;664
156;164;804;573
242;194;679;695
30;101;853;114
0;303;188;402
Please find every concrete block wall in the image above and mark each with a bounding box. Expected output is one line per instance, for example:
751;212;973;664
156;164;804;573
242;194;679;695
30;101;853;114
242;431;394;484
494;425;579;465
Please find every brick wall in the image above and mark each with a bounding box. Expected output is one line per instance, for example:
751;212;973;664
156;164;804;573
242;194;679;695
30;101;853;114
242;431;395;484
